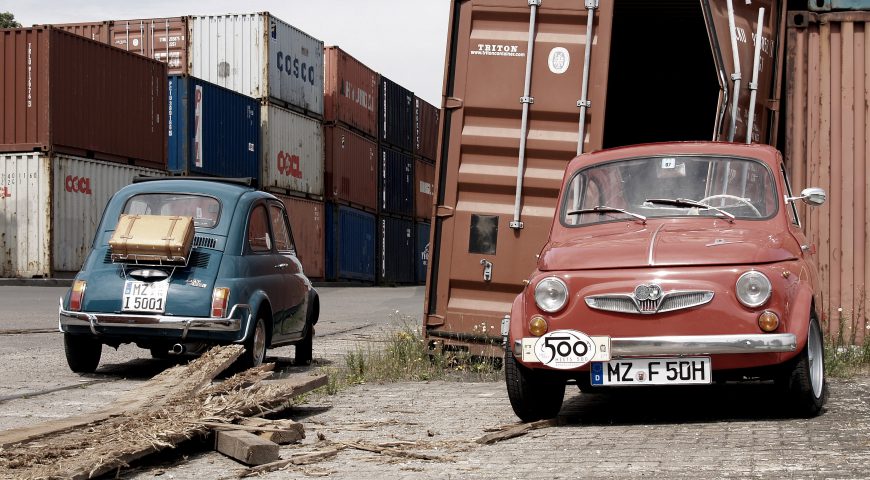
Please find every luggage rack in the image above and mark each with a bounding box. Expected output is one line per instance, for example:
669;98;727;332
110;250;190;267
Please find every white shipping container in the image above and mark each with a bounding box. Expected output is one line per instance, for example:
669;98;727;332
261;104;324;197
0;153;163;277
189;13;324;117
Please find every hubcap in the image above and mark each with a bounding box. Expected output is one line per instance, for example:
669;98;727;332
808;320;824;398
252;320;266;367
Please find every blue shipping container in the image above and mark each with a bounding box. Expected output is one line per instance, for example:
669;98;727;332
325;203;375;282
379;76;414;152
379;146;414;217
168;75;260;182
379;216;415;285
416;221;430;284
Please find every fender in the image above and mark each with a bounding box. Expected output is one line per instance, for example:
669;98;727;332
507;290;527;357
235;290;271;344
786;285;816;358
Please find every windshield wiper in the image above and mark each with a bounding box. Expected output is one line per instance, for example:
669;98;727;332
567;206;647;224
644;198;735;222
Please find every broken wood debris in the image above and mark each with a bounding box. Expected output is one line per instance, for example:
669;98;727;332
215;430;280;466
474;419;557;445
238;448;345;477
0;345;328;479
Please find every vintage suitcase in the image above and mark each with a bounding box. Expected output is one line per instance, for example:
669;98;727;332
109;214;195;263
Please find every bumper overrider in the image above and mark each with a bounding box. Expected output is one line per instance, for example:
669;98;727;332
58;299;251;341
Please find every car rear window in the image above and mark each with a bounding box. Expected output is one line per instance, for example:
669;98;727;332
123;194;221;228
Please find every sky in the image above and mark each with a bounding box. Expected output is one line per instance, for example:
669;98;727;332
4;0;450;105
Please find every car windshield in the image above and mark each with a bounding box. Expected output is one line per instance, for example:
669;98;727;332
123;193;221;228
561;155;778;226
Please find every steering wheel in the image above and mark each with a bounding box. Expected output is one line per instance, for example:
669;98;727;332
698;194;762;217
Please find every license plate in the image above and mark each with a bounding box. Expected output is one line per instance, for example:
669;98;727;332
590;357;711;386
122;280;169;313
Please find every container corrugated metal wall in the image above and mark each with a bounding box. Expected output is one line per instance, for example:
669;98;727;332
379;216;415;285
414;157;434;221
0;153;162;277
0;153;51;278
276;194;324;279
168;75;260;182
325;203;375;282
0;28;168;168
323;46;379;137
379;76;414;152
785;10;870;343
379;146;413;217
261;104;324;197
189;13;324;116
52;155;163;272
48;21;110;42
324;124;377;211
414;96;439;161
416;221;430;285
109;17;189;75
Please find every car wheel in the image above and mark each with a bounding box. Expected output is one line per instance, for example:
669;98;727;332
779;316;828;417
505;351;565;422
64;333;102;374
238;317;267;370
295;322;314;366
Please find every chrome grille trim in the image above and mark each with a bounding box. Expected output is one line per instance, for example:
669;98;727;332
585;290;714;315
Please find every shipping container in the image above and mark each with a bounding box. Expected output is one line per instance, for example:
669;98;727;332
416;221;430;285
425;0;783;355
414;157;435;221
324;124;378;211
260;103;324;197
379;215;415;285
0;27;168;168
324;46;379;137
47;21;109;43
325;203;375;282
189;13;324;116
379;76;414;152
380;146;414;217
414;96;439;161
168;75;260;182
0;153;163;277
275;194;325;279
784;10;870;344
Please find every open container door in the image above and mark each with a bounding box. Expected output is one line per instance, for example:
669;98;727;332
425;0;614;356
701;0;785;144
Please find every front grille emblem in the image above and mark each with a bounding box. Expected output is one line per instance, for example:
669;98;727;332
634;284;663;313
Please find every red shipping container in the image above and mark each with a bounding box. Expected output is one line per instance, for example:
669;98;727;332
323;46;379;138
276;194;325;279
414;96;439;161
47;21;109;43
324;124;377;212
0;28;167;168
414;157;435;221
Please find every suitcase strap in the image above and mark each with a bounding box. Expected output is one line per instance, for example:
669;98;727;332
163;216;181;252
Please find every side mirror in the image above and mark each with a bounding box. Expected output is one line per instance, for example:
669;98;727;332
787;187;826;207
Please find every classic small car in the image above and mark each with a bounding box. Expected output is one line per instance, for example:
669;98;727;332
504;142;827;421
59;177;319;373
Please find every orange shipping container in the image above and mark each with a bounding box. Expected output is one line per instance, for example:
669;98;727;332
276;195;325;279
324;46;379;138
324;124;378;212
0;27;167;168
784;10;870;344
414;158;434;221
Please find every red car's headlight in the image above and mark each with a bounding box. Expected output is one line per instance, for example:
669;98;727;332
534;277;568;313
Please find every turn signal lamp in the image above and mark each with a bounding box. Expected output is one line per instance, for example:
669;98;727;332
758;311;780;332
211;288;230;318
69;280;87;311
529;315;549;337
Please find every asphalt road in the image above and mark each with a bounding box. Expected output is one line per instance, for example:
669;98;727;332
1;285;869;479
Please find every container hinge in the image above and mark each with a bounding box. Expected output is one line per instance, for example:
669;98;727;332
425;315;445;327
444;97;464;110
577;100;591;108
435;205;455;218
520;96;534;104
767;99;780;112
480;259;493;282
528;0;541;6
509;221;524;229
585;0;599;8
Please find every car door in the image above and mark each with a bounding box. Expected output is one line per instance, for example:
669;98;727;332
267;201;308;337
244;202;292;342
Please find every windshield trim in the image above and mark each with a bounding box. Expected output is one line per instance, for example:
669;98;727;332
121;192;223;230
558;154;780;229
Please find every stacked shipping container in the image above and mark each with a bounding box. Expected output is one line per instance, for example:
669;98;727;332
413;96;439;284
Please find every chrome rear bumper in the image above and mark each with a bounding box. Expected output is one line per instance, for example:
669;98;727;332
512;333;796;357
58;299;250;340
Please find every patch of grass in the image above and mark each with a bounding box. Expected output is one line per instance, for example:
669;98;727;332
318;314;503;397
823;299;870;377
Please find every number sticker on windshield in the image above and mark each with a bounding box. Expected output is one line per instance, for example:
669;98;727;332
526;330;610;369
662;158;676;169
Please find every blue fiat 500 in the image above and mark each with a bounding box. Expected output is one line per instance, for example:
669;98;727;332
59;177;319;372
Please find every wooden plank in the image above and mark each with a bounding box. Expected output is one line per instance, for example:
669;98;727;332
239;448;345;477
215;430;280;466
475;419;556;445
239;418;305;444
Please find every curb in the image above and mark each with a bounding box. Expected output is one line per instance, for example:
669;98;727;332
0;278;73;287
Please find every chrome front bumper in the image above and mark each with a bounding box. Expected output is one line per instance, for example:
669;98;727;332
512;333;796;358
58;299;251;341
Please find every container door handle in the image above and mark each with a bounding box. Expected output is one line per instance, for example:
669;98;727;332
480;259;493;282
